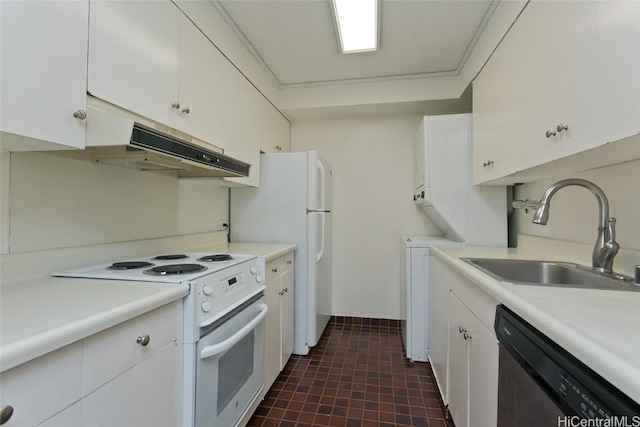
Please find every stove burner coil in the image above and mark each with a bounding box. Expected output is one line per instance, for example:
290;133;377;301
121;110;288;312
144;263;207;276
107;261;154;270
197;254;233;262
153;254;189;260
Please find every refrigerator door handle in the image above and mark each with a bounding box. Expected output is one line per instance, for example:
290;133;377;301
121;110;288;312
316;160;327;262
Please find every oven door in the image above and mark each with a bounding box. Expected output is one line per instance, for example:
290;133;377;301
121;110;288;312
195;295;267;427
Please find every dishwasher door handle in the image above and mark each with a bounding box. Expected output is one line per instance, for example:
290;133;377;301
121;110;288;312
200;304;268;360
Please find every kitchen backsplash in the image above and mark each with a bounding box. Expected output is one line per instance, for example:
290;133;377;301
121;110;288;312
1;151;229;254
514;158;640;253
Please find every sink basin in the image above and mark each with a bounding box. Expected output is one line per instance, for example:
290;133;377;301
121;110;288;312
461;258;640;292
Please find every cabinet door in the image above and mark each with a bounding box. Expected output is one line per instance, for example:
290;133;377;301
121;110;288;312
263;260;282;392
260;99;291;154
559;1;640;157
81;343;181;427
515;1;563;171
0;0;88;150
467;317;499;427
428;256;450;404
472;27;518;184
178;14;222;144
88;0;180;126
0;342;82;427
448;293;470;427
280;267;294;370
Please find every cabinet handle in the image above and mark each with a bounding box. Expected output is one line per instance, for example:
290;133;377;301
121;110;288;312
458;326;472;340
278;290;285;296
275;145;282;151
482;160;494;168
545;130;556;138
272;267;278;273
182;107;190;114
0;406;14;425
286;260;292;265
171;102;180;109
556;123;568;133
72;109;87;120
136;334;151;346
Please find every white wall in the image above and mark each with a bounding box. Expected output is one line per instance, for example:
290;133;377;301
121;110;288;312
1;151;229;254
514;159;640;268
291;115;443;319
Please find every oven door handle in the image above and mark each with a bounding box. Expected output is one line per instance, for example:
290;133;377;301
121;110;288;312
200;303;268;360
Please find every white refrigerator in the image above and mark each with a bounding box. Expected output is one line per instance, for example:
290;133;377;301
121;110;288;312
230;151;332;355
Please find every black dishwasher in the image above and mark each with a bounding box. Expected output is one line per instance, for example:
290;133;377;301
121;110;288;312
494;305;640;426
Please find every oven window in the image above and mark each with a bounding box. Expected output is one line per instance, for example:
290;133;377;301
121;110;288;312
217;330;255;414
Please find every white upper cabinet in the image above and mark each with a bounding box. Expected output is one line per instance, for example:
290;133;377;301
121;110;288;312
473;29;518;183
557;1;640;157
178;14;225;145
88;0;181;127
0;0;89;150
473;0;640;185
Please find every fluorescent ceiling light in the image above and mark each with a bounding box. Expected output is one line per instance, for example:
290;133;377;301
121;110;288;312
332;0;378;54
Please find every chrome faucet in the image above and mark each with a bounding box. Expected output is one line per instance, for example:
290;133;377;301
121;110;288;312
532;178;619;274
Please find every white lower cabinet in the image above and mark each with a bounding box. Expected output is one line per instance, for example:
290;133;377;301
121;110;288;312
81;343;181;427
429;255;499;427
0;342;83;427
263;252;295;395
448;292;499;427
0;301;182;427
428;255;451;404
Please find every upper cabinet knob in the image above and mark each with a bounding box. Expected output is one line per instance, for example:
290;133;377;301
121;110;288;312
72;109;86;120
182;107;190;114
556;123;568;133
275;145;282;151
545;130;556;138
482;160;494;168
171;102;180;109
136;334;150;346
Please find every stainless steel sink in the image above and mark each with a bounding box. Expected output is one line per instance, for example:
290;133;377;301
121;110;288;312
461;258;640;291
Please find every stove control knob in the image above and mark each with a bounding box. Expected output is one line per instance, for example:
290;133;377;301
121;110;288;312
250;265;258;274
202;285;213;296
255;275;263;284
201;301;211;312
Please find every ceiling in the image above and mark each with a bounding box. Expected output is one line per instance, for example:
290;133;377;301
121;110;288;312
211;0;499;89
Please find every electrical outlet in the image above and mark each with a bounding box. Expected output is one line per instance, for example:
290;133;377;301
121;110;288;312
217;220;228;231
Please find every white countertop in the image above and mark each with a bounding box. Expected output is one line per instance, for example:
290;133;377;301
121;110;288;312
0;240;295;373
431;244;640;404
0;277;188;372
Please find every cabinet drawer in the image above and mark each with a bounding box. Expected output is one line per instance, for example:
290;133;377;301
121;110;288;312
449;269;498;333
0;342;82;427
81;344;181;427
267;253;294;282
81;301;181;395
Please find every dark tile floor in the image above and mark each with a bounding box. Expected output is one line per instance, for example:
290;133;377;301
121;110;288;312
248;317;453;427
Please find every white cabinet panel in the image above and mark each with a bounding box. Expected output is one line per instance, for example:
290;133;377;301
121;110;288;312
558;1;640;157
0;342;82;427
81;343;181;427
0;0;88;150
472;27;518;184
88;0;180;126
262;253;295;394
82;302;180;395
448;293;470;427
428;255;450;404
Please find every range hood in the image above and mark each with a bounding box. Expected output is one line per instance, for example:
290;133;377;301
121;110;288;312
85;98;250;178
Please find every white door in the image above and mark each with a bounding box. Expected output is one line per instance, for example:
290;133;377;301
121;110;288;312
306;152;332;348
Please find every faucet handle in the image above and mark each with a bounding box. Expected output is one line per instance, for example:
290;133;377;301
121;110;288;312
607;217;617;242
